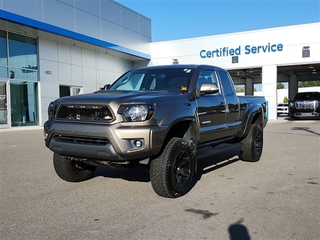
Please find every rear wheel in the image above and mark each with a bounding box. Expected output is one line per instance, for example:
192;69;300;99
53;153;96;182
240;124;263;162
150;137;195;198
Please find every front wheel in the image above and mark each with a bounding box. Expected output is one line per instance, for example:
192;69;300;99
150;137;195;198
240;124;263;162
289;114;298;120
53;153;97;182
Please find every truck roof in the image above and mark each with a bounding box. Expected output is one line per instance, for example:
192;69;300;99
133;64;225;71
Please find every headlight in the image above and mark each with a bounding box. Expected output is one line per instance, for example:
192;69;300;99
48;101;58;121
118;104;155;122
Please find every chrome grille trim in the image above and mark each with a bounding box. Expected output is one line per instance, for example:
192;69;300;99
295;100;319;110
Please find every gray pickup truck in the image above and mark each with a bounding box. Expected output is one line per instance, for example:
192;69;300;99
44;64;267;198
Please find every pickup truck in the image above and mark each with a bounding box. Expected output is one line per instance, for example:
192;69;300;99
44;64;267;198
288;91;320;119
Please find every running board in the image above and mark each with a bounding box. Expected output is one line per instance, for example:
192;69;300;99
197;142;243;160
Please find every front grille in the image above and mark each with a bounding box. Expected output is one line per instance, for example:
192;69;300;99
56;104;114;122
53;135;109;145
295;101;319;110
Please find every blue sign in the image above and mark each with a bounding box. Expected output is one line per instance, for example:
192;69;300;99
200;43;283;58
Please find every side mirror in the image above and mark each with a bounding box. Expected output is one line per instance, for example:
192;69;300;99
99;84;110;90
200;83;219;94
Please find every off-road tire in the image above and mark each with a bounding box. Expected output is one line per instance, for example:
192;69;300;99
150;137;195;198
53;153;96;182
240;124;263;162
289;114;298;120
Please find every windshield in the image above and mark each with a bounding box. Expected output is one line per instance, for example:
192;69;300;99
294;92;320;100
108;67;194;92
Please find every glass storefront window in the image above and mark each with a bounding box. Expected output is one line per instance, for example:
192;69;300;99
0;66;8;78
59;85;83;97
10;81;38;126
9;67;37;81
0;81;7;125
0;29;39;127
0;30;7;67
8;32;38;80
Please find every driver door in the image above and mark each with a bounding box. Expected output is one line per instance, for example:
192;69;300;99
196;70;226;143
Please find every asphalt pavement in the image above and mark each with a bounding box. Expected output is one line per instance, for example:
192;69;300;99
0;119;319;240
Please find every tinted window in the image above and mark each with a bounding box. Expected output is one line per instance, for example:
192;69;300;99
197;70;220;95
109;67;194;92
218;70;234;96
8;32;38;80
0;30;7;66
9;32;37;68
294;92;320;100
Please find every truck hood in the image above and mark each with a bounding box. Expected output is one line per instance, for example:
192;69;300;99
55;90;188;105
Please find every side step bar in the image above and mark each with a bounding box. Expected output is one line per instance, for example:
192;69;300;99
197;142;243;160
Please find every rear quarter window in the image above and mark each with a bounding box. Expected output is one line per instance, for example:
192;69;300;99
218;70;235;96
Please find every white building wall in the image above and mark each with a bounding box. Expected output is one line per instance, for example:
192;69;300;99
150;23;320;120
39;38;134;125
151;23;320;68
262;65;277;119
1;0;151;57
0;0;153;128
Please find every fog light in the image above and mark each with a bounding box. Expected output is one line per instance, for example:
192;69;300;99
129;139;144;150
134;140;143;148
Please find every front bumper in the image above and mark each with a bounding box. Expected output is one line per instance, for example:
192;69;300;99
44;121;167;161
277;109;288;115
289;108;320;118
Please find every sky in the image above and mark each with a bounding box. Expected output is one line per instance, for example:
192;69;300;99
115;0;320;42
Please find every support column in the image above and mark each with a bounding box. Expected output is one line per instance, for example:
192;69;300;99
262;65;277;120
288;72;298;100
245;77;253;95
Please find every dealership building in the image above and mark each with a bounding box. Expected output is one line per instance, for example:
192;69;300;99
0;0;319;129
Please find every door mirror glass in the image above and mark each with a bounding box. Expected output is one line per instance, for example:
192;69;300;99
100;84;110;90
200;83;219;94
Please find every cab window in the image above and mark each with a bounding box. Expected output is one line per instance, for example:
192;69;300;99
218;70;235;96
198;70;220;95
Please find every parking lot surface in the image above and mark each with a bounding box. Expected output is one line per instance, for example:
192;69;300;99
0;120;319;240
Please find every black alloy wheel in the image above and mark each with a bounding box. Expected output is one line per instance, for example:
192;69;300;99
240;124;263;162
150;137;195;198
